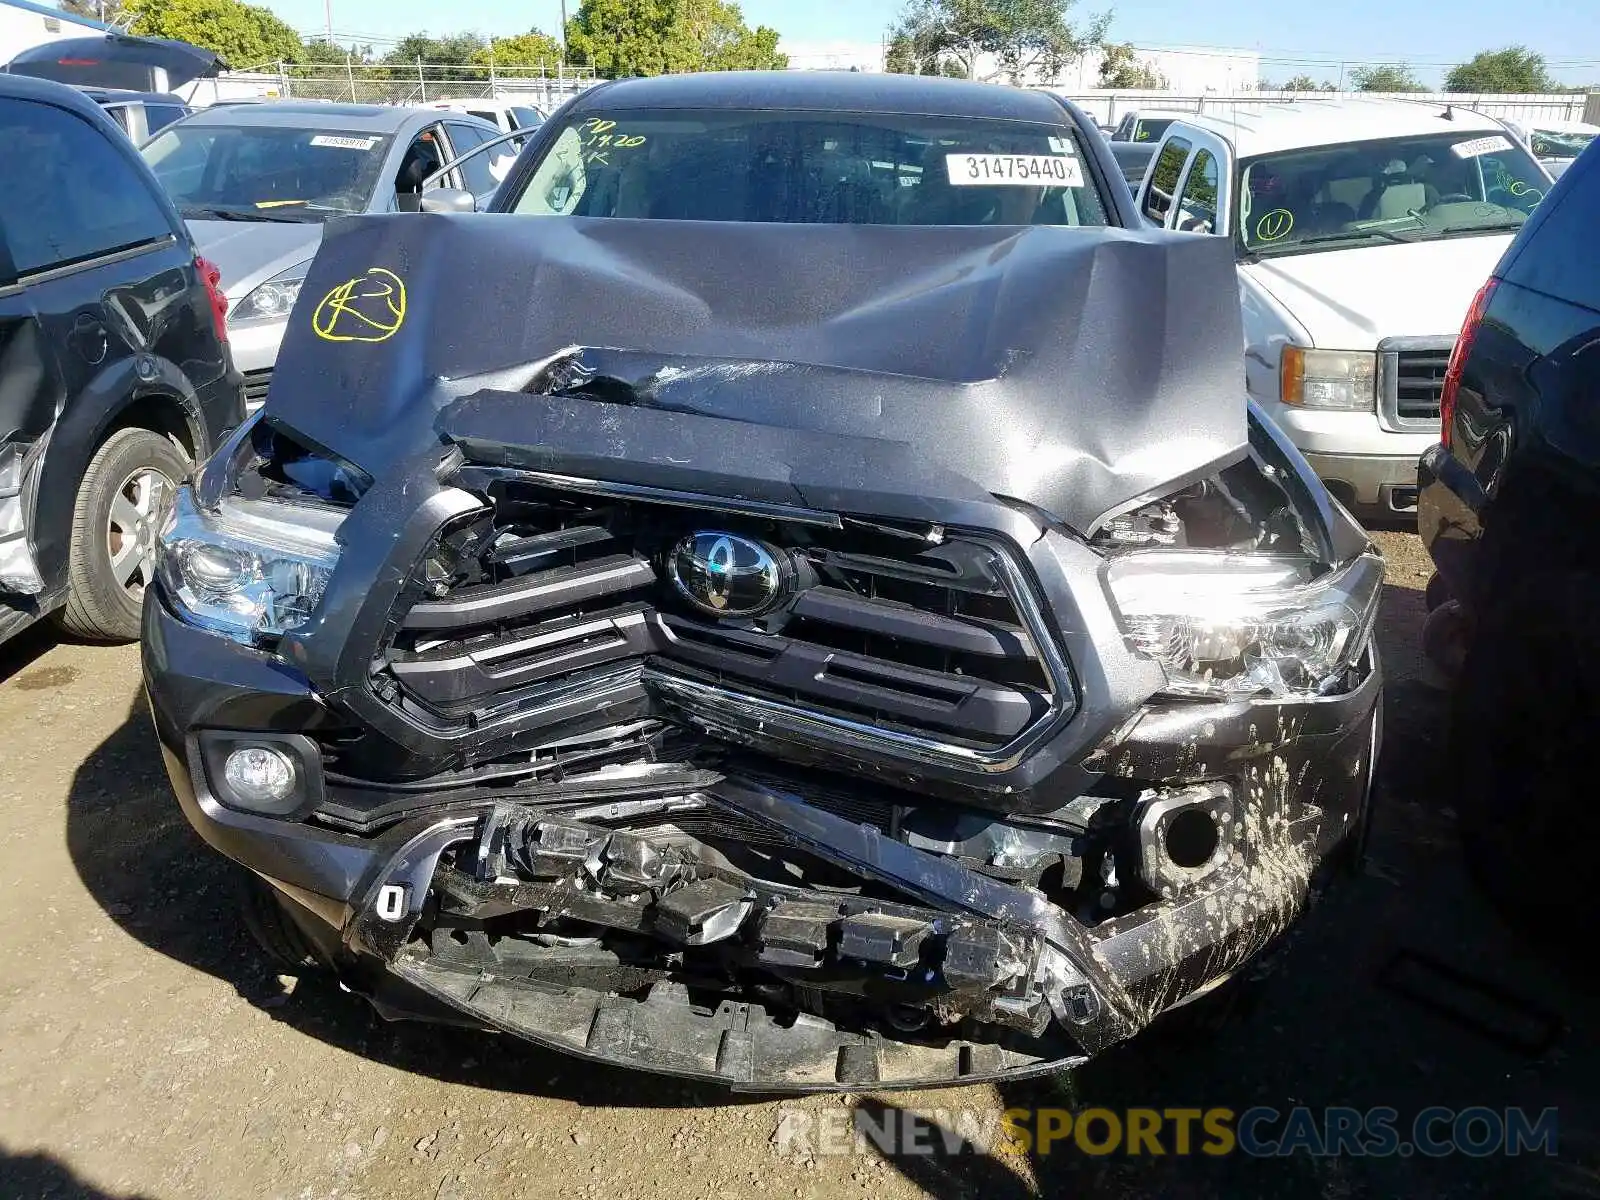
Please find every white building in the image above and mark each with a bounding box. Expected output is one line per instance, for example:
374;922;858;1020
1056;44;1262;93
780;39;885;74
803;36;1262;94
0;0;111;67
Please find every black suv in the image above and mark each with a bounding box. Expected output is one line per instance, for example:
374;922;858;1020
1418;136;1600;932
0;75;243;647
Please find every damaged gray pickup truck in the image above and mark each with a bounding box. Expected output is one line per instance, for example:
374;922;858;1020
142;73;1384;1091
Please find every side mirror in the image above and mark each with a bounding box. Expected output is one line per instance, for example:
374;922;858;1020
419;188;477;214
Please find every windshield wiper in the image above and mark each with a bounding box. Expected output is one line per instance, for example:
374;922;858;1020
1433;219;1525;237
1265;227;1423;251
179;205;314;224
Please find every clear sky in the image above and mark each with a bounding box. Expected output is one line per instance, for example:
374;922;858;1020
266;0;1600;88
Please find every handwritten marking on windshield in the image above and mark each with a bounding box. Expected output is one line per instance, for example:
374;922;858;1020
1255;209;1294;241
311;268;408;344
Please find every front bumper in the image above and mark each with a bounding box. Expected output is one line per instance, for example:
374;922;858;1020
144;579;1381;1090
224;317;285;412
1262;403;1436;513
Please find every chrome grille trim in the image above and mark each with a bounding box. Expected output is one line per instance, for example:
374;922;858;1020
1377;335;1453;432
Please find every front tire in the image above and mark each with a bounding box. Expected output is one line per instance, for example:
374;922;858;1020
55;427;187;642
240;875;325;974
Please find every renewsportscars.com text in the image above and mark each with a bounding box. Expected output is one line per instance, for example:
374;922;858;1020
774;1106;1559;1159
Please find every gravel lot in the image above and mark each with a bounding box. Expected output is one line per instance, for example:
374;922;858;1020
1;529;1596;1200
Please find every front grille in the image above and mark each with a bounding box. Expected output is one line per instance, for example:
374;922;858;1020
1379;338;1453;428
377;476;1065;764
1394;347;1450;421
242;367;273;409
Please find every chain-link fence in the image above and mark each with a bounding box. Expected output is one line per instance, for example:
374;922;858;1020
205;62;599;111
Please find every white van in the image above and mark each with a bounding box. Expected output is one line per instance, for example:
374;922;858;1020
1135;99;1551;516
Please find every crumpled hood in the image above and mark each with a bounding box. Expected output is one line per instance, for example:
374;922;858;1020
269;213;1249;534
188;221;322;301
1242;234;1514;347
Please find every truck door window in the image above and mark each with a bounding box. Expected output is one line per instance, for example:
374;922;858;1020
1142;136;1191;223
1175;149;1218;233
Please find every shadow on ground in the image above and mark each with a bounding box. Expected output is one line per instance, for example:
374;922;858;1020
850;583;1600;1198
0;1146;156;1200
0;621;67;685
59;580;1600;1192
62;692;745;1112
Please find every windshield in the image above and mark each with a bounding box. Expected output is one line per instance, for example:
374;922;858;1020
1530;129;1596;161
1236;132;1549;257
508;108;1109;226
141;124;392;221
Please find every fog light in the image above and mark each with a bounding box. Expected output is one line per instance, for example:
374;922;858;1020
1136;783;1237;899
223;746;298;809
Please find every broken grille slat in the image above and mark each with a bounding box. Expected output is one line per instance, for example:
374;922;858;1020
402;553;655;630
383;476;1063;756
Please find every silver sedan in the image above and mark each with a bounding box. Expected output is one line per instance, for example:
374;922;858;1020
140;102;525;408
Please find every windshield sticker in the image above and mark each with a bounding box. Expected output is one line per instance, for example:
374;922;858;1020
309;134;381;151
312;268;407;344
1255;209;1294;241
945;154;1083;187
1451;135;1512;159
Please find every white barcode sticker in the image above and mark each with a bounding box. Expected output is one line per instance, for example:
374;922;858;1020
945;153;1084;187
309;134;380;151
1451;135;1512;159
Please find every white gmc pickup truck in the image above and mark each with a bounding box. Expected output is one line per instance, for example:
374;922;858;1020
1135;99;1551;517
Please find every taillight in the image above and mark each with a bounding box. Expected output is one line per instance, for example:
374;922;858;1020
196;256;229;344
1440;277;1497;449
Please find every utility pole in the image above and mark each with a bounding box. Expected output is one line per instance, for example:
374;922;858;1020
324;0;333;46
560;0;569;56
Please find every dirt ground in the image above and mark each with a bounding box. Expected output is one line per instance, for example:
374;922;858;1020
1;529;1596;1200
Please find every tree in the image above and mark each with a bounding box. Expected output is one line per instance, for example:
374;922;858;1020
121;0;302;68
565;0;785;78
1269;74;1335;92
885;29;963;75
1349;63;1426;92
381;31;491;82
1098;41;1164;88
888;0;1106;84
699;5;787;71
295;37;373;67
1445;46;1556;93
472;29;565;69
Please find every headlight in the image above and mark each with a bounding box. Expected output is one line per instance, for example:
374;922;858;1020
1107;549;1383;699
1280;347;1377;411
230;263;310;323
158;488;342;645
